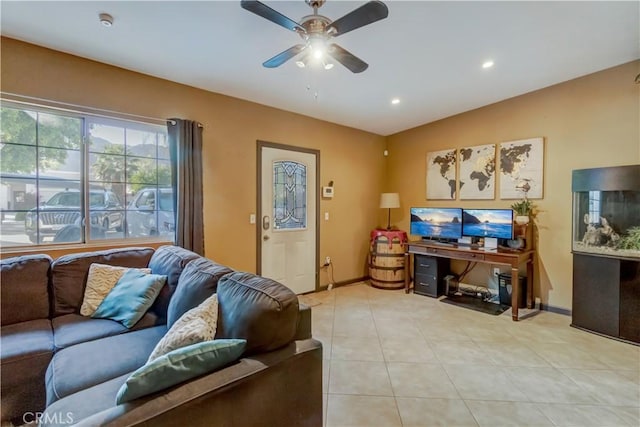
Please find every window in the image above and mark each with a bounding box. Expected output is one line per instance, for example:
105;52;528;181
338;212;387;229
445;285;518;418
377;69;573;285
135;190;156;209
0;103;173;247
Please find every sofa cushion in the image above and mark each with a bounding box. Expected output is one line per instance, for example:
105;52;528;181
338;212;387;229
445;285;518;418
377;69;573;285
147;245;200;322
1;319;54;421
148;294;218;361
39;373;131;427
51;247;154;317
46;325;166;405
80;263;151;316
1;319;54;362
117;339;247;404
92;271;166;328
51;313;158;351
167;257;232;327
216;272;299;355
1;254;52;325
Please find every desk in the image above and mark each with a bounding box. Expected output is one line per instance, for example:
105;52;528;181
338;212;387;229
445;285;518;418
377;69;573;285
404;242;535;321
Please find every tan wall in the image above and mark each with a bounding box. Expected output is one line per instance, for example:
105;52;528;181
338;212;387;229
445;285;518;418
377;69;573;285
386;60;640;310
0;38;387;283
3;37;638;307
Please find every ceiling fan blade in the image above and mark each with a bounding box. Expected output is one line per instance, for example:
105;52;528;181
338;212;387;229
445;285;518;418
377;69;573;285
263;45;306;68
328;1;389;36
327;44;368;73
241;0;303;32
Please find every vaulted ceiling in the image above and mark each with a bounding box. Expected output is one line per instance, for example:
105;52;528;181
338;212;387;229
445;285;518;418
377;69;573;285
1;1;638;135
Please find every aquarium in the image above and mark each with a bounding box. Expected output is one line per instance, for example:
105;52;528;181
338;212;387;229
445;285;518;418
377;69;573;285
572;165;640;259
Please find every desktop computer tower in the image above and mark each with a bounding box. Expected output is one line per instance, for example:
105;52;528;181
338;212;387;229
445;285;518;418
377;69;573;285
498;273;526;308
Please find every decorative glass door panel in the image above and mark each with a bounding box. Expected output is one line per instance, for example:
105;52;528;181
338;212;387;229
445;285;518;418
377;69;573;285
273;160;306;230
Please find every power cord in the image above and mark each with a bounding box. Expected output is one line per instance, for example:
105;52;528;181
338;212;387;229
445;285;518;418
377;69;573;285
321;261;336;289
328;262;335;285
458;261;477;282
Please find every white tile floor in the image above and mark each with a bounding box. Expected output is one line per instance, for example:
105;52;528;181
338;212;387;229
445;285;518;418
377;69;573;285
299;283;640;427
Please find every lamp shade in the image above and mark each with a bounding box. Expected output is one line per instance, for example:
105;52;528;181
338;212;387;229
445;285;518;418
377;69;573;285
379;193;400;209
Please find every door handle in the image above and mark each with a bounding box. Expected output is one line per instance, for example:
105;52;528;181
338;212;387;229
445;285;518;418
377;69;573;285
262;215;270;230
263;235;270;241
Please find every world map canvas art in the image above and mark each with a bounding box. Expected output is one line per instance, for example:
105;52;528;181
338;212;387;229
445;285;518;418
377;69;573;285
426;149;457;200
459;144;496;200
499;137;544;199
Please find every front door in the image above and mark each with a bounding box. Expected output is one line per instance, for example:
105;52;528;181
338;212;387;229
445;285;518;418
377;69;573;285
259;143;317;294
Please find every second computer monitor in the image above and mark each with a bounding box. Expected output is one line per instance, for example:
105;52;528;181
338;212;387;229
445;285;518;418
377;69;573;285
462;209;514;240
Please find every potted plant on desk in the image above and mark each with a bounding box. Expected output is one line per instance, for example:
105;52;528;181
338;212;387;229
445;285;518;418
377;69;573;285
511;199;532;225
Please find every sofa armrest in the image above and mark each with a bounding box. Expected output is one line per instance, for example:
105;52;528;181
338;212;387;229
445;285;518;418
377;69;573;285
72;339;322;427
295;303;312;340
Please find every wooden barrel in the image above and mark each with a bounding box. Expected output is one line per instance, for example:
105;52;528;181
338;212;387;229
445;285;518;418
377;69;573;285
369;229;407;290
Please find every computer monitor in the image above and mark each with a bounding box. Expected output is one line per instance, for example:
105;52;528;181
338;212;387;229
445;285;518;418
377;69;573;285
462;209;514;240
410;207;462;241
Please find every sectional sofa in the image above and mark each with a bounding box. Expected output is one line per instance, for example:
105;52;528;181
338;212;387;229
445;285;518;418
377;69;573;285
0;245;322;426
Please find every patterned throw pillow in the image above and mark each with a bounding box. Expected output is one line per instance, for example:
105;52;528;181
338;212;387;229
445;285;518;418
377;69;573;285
80;263;151;316
147;294;219;362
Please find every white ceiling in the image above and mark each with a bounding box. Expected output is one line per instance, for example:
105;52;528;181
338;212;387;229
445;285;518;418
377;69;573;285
1;1;638;136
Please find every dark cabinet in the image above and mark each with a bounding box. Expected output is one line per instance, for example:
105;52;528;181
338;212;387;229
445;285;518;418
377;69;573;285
572;253;640;344
414;254;449;297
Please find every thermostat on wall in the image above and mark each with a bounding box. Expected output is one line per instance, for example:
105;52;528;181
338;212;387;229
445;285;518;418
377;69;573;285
322;187;334;198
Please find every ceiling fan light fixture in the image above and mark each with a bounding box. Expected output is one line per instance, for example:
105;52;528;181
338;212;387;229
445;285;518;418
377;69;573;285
309;37;327;60
241;0;389;73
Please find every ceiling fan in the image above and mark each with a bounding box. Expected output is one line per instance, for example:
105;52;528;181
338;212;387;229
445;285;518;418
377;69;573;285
240;0;389;73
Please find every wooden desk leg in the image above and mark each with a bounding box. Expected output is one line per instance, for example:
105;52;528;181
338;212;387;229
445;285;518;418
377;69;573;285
511;267;519;321
526;258;534;309
404;252;410;294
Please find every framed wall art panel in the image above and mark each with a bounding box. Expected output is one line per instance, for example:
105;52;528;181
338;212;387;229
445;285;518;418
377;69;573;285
426;149;457;200
499;137;544;199
459;143;496;200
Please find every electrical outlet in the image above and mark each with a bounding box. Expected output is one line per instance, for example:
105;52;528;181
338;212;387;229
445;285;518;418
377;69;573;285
493;267;500;277
325;256;331;266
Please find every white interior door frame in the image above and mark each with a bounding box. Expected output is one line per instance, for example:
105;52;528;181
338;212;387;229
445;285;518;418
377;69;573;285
256;140;320;292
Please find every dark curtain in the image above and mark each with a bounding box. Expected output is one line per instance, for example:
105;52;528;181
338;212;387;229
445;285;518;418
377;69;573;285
167;119;204;255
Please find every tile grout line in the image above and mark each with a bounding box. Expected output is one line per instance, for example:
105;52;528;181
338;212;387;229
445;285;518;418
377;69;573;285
368;285;405;426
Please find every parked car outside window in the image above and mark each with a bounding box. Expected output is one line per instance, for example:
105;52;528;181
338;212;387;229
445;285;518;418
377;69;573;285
126;187;175;239
24;190;124;243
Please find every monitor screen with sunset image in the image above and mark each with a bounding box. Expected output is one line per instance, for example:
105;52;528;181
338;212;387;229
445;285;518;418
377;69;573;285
462;209;514;240
410;207;462;240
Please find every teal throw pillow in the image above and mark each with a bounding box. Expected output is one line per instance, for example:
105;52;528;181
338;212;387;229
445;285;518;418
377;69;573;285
92;269;167;328
116;339;247;404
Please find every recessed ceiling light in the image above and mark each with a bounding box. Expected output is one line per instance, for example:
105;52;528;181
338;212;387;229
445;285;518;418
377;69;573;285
99;13;114;27
391;98;400;105
482;60;494;69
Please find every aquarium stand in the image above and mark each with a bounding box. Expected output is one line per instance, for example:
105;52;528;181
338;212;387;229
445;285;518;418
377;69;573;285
571;165;640;345
572;253;640;344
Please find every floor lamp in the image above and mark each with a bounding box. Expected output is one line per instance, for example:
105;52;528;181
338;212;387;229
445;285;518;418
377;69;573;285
379;193;400;230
